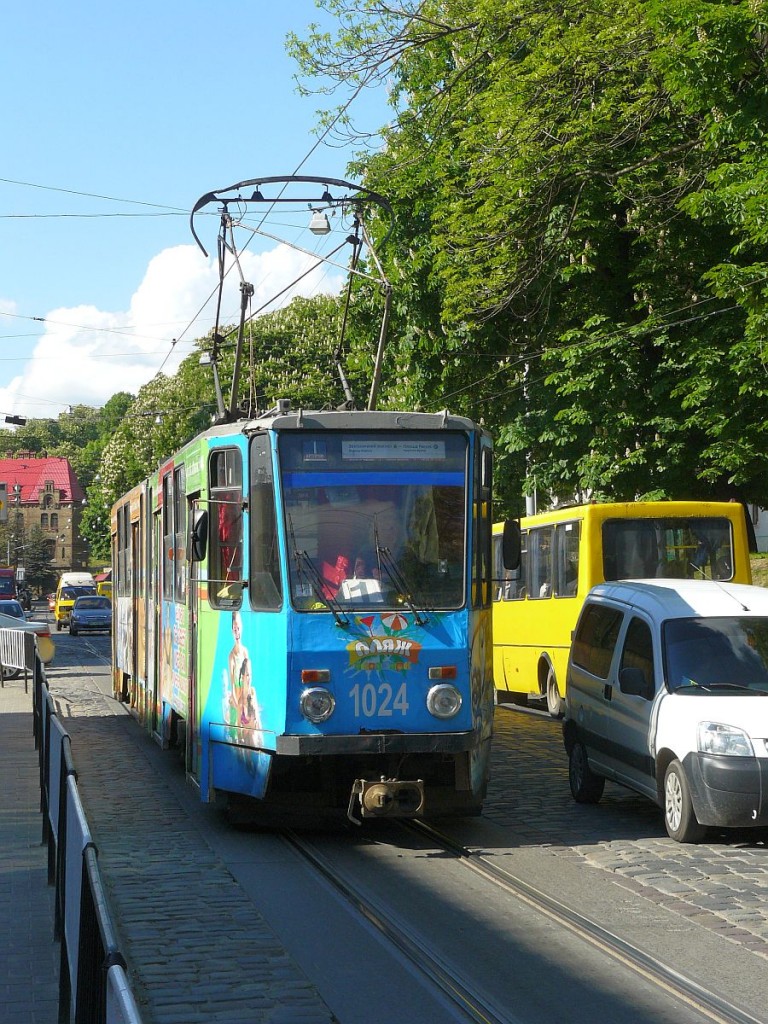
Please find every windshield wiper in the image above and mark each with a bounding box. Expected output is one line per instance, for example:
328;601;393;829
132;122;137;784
375;536;429;626
287;516;349;627
674;681;768;695
295;549;350;627
703;682;768;694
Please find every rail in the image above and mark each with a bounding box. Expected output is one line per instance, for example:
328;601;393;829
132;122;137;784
0;626;35;691
33;655;144;1024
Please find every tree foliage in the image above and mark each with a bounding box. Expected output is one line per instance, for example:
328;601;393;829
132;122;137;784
291;0;768;514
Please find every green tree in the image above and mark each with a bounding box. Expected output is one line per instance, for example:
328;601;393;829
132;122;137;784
291;0;768;513
22;527;57;596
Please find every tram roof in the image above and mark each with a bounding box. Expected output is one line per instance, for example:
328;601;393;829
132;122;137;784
239;407;480;434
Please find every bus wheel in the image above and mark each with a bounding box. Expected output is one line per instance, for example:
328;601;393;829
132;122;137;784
545;666;563;718
569;742;605;803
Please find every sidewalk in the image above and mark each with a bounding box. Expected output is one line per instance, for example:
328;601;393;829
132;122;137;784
0;677;59;1024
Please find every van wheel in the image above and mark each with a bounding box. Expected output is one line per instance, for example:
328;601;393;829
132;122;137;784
569;741;605;803
664;760;706;843
545;666;563;718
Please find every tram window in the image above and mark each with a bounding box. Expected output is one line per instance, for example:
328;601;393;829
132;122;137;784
472;443;492;608
249;437;282;610
147;488;154;601
174;466;186;602
162;474;173;601
209;448;243;609
119;503;130;597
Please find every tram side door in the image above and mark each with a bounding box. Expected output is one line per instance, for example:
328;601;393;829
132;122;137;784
130;516;141;710
150;499;162;738
186;493;200;779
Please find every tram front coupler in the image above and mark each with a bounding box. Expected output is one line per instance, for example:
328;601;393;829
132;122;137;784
347;777;425;825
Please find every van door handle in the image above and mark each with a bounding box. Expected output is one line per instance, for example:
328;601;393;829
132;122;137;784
603;684;613;701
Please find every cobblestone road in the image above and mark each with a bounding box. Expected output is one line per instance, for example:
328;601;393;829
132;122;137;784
487;702;768;957
43;647;768;1024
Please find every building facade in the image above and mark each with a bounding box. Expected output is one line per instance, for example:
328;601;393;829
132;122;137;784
0;452;88;575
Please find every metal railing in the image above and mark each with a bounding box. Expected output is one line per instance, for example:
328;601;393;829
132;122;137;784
33;656;144;1024
0;626;36;690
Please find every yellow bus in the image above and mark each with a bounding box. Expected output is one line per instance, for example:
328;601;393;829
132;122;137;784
492;501;753;718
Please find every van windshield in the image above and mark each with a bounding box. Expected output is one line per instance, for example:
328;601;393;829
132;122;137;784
663;617;768;693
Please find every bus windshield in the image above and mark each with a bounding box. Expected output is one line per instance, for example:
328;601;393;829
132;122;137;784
279;431;468;612
602;517;734;581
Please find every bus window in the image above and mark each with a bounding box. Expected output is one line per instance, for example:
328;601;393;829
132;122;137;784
554;521;580;597
602;517;734;581
528;527;553;600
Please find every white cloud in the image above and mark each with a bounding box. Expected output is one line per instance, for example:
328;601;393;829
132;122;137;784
0;241;345;420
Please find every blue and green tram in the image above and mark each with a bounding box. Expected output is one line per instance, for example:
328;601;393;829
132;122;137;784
112;404;495;822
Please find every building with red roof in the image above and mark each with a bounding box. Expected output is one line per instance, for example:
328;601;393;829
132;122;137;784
0;452;88;574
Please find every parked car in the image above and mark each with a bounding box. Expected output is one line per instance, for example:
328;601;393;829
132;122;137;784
0;598;29;620
0;608;55;670
69;595;112;635
563;579;768;843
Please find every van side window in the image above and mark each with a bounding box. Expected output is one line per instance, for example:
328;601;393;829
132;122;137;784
619;617;654;694
571;603;623;678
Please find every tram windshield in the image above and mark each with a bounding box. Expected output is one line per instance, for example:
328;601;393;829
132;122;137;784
279;431;468;612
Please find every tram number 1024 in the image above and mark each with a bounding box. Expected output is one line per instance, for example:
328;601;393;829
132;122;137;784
349;681;410;718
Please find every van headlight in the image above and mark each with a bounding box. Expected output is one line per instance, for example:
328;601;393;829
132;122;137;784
698;722;754;757
300;687;335;723
426;684;462;719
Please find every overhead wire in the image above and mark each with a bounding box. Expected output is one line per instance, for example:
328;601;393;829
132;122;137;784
159;4;427;375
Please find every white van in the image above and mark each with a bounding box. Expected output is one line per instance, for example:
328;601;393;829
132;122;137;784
563;579;768;842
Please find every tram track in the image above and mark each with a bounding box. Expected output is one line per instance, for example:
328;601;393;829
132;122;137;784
403;819;763;1024
281;820;764;1024
282;826;515;1024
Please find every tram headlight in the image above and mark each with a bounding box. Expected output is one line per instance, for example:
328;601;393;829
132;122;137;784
300;686;336;723
426;684;462;720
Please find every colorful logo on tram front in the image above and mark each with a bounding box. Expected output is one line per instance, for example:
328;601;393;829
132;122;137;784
346;612;422;674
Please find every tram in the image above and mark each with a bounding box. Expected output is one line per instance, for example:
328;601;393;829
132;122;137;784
112;406;495;822
111;177;499;823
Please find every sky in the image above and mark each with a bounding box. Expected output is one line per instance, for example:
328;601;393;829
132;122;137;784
0;1;389;422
